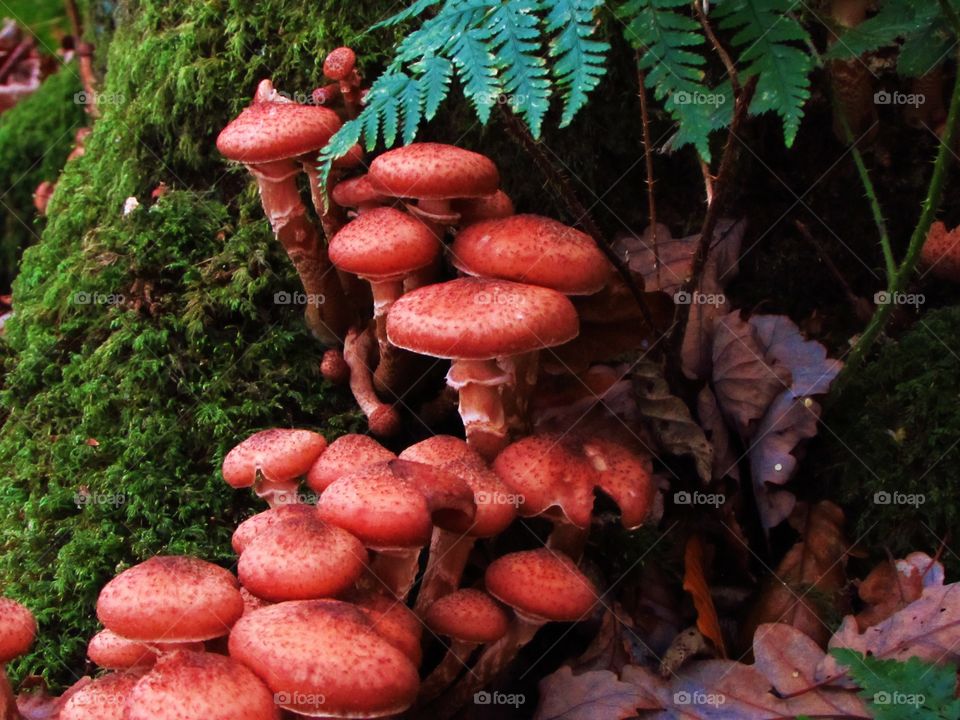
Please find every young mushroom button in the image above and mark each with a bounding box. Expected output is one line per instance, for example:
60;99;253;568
386;278;579;459
305;433;396;495
221;428;327;507
60;672;140;720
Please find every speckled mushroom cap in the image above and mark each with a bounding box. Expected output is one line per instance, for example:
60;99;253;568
316;460;475;549
222;429;327;490
305;434;396;494
324;47;356;81
494;434;656;530
400;437;516;537
454;189;515;224
451;215;612;295
387;278;579;360
238;517;367;602
0;598;35;663
329;207;438;281
125;650;279;720
216;100;341;165
352;591;424;666
229;600;420;718
87;630;159;671
331;174;386;208
368;143;499;200
485;549;597;622
232;504;317;555
59;672;139;720
96;556;244;642
425;589;509;644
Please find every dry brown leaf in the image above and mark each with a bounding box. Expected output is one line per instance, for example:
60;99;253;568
855;551;945;629
696;386;740;482
743;501;849;649
682;535;727;657
573;605;644;674
534;666;658;720
659;626;713;678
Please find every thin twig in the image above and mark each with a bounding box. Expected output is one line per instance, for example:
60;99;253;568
794;219;868;317
699;158;715;205
636;61;661;289
498;106;660;333
695;0;740;94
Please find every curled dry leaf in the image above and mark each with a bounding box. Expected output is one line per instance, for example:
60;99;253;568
659;626;713;678
572;604;645;674
633;360;712;483
749;315;843;398
743;501;849;649
534;666;658;720
856;551;945;629
682;535;726;657
696;386;740;482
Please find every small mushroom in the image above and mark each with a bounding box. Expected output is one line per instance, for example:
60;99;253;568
0;597;35;715
323;46;363;118
86;630;201;673
125;650;279;720
419;589;509;702
228;600;420;718
60;672;140;720
331;174;387;215
342;325;402;437
387;278;579;459
452;189;515;225
96;556;244;644
305;433;397;495
221;428;327;506
232;504;317;555
368;143;499;225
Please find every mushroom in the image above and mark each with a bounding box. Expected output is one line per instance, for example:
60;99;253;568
331;174;387;215
0;597;35;714
87;630;201;673
232;504;317;555
305;433;397;495
228;600;420;718
216;80;350;344
398;436;516;613
330;208;439;394
342;325;402;437
320;347;350;385
387;278;579;459
323;46;363;118
452;189;515;225
921;221;960;282
317;460;475;599
60;672;140;720
441;549;597;716
351;590;424;667
238;516;368;601
96;556;244;644
367;143;499;226
221;428;327;506
493;433;657;558
419;589;509;702
125;650;279;720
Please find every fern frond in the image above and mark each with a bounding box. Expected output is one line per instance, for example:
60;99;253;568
371;0;443;30
714;0;812;146
450;27;503;123
546;0;610;126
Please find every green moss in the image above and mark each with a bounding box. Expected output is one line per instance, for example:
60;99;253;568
0;67;85;290
815;306;960;572
0;0;400;687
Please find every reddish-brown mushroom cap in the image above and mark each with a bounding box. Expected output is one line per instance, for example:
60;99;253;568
316;460;475;548
229;600;420;717
59;672;139;720
216;101;341;165
451;214;612;295
87;630;157;671
222;428;327;490
485;549;597;622
921;221;960;281
323;47;357;82
368;143;499;200
580;436;657;530
454;189;515;224
352;591;424;666
96;556;244;642
0;598;35;663
305;434;396;494
425;589;509;644
232;504;317;555
331;174;387;209
125;650;279;720
329;207;438;281
386;278;579;360
238;517;368;601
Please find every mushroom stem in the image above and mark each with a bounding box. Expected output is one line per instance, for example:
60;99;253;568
418;639;477;704
0;669;16;720
435;617;542;719
248;160;349;345
447;358;513;460
368;548;422;600
343;326;400;437
546;521;589;560
414;531;475;616
369;279;409;396
253;475;302;508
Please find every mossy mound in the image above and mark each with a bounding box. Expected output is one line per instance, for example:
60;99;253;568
0;67;85;290
816;305;960;571
0;0;401;687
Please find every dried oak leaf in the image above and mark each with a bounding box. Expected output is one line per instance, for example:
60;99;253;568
696;386;740;482
711;312;791;436
749;315;843;398
683;535;727;656
855;552;945;630
633;360;713;483
573;604;645;674
817;581;960;685
534;666;657;720
743;501;849;649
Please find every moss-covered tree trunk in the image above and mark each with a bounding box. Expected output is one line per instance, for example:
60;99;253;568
0;0;400;686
